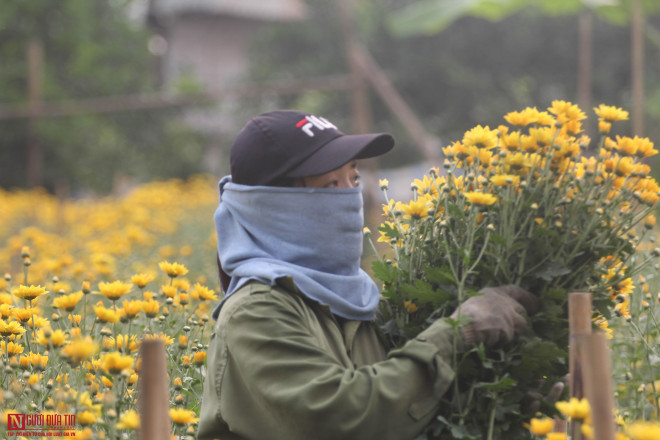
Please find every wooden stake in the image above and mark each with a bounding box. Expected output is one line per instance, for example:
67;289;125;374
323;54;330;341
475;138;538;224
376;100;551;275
138;339;171;440
27;39;44;188
569;292;592;398
583;332;616;440
568;292;592;440
631;0;645;136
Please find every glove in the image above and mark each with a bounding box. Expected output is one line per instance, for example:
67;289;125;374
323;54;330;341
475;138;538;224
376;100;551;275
451;285;539;347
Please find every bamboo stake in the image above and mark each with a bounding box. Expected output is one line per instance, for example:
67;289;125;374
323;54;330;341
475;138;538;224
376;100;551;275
583;332;616;440
631;0;645;136
568;292;592;439
138;339;171;440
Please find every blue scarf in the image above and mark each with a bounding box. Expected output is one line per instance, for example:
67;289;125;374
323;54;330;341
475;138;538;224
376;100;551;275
212;176;380;321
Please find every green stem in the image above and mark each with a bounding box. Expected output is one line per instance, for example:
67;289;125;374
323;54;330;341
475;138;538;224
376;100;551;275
486;392;498;440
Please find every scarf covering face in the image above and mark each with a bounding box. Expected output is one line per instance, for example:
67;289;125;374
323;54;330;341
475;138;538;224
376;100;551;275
212;176;380;321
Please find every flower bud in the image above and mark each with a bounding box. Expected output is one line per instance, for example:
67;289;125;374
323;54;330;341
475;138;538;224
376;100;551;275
21;246;31;258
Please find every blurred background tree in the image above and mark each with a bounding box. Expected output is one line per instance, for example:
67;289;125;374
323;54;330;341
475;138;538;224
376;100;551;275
244;0;660;169
1;0;660;192
0;0;206;194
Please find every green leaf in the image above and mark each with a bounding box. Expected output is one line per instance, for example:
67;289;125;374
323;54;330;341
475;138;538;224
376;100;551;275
473;376;517;392
534;264;572;281
378;222;403;239
400;280;449;306
424;265;457;285
449;423;481;439
372;260;394;284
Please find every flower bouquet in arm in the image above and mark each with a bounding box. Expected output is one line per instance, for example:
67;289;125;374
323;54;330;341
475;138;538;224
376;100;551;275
370;102;659;439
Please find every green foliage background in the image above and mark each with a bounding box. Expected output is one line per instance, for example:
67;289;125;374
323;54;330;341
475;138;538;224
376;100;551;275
0;0;205;193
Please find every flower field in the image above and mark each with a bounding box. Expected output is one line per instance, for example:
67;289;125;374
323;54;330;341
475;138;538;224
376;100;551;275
0;176;220;438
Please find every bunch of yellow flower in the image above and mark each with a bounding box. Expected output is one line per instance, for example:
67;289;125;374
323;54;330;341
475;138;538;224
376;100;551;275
372;102;659;439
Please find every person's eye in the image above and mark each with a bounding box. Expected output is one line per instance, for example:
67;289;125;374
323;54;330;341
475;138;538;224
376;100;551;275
353;174;361;185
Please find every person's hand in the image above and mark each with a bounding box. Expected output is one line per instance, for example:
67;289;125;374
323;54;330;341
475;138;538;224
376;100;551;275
450;285;539;347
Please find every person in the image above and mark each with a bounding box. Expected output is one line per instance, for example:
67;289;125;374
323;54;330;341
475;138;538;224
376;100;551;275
197;110;539;440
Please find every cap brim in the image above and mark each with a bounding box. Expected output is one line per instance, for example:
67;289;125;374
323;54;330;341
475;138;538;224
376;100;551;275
285;133;394;178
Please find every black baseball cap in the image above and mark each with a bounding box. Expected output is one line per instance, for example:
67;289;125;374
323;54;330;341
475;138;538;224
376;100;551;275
230;110;395;186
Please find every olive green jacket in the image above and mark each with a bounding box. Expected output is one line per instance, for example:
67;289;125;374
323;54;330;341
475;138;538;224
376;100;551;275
197;280;458;440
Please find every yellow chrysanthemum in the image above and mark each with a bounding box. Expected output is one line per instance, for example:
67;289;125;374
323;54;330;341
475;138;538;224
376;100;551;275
490;174;520;187
594;104;629;122
143;332;174;346
0;292;13;305
627;421;660;440
464;192;498;206
400;199;431;220
61;337;99;364
546;433;568;440
162;285;178;298
12;285;48;302
616;135;640;157
192;283;218;301
598;120;612;134
116;410;140;430
173;278;191;292
504;108;538;127
159;261;189;278
77;410;97;425
35;328;69;347
379;178;389;190
169;408;199;425
98;280;132;301
1;340;24;355
462;125;498;150
549;100;586;123
616;277;635;297
28;352;49;369
130;273;155;288
644;215;656;229
104;334;139;353
121;300;142;319
556;397;590;419
501;131;521;152
634;137;658;158
193;350;207;366
141;299;160;318
93;304;120;323
528;417;554;435
25;315;49;329
0;303;12;319
503;152;530;171
100;352;135;375
593;315;613;339
52;291;84;312
403;301;419;313
0;319;26;337
11;307;35;323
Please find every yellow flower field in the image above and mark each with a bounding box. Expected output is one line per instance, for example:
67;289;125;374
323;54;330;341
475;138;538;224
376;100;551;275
0;176;220;438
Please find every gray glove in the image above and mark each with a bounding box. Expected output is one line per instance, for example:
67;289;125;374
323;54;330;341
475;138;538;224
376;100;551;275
451;285;539;347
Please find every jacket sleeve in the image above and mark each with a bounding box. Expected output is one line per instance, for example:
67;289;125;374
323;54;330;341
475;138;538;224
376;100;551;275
212;289;458;440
